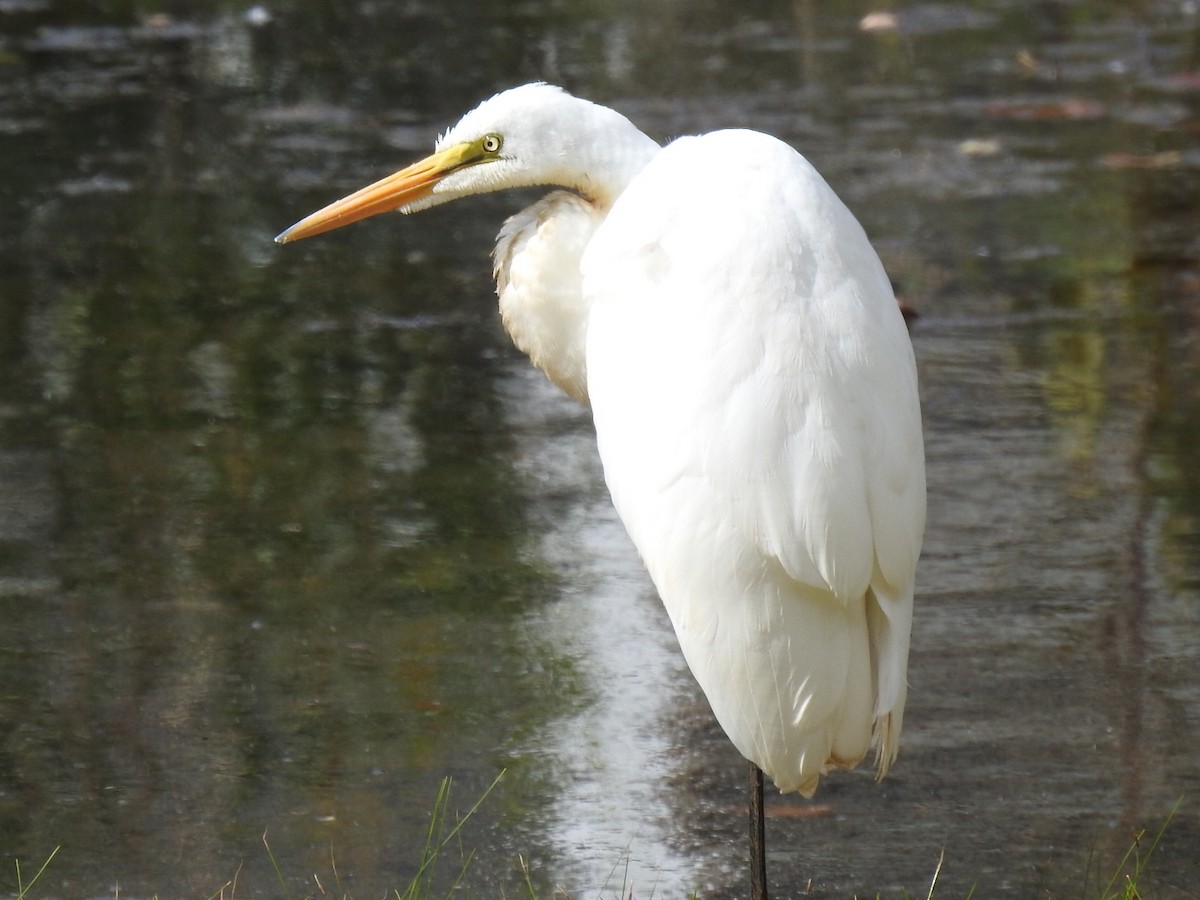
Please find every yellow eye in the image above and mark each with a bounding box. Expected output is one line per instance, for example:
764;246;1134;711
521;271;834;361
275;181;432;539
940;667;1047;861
482;134;502;154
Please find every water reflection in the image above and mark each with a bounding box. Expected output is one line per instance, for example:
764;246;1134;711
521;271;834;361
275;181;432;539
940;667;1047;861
1;1;1198;897
498;366;712;893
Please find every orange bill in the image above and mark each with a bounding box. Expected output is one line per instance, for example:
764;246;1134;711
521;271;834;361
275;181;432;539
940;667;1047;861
275;142;476;244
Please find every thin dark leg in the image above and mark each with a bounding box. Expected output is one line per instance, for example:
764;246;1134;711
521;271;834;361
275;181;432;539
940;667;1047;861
749;761;768;900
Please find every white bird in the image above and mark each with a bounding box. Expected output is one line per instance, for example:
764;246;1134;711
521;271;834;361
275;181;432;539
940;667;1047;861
277;82;925;897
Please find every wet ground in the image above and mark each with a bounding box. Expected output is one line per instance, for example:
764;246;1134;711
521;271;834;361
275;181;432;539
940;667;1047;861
1;1;1199;897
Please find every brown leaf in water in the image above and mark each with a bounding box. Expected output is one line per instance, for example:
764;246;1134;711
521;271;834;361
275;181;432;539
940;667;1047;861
983;98;1105;121
1100;151;1182;170
1165;72;1200;91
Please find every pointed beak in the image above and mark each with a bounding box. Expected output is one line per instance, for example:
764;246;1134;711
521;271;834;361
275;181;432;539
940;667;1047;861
275;142;477;244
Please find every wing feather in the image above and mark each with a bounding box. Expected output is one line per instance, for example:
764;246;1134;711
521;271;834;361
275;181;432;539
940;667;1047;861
582;130;924;794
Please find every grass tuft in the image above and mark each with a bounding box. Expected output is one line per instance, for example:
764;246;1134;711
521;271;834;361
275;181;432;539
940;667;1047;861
397;769;506;900
4;793;1183;899
1084;797;1182;900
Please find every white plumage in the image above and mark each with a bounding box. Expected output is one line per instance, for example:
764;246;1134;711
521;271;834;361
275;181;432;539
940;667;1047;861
586;130;922;793
277;83;925;799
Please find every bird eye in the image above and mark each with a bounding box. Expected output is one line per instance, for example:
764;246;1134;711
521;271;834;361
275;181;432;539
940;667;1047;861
482;134;502;154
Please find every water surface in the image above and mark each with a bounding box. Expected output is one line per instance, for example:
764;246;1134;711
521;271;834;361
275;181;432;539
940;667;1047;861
1;1;1198;897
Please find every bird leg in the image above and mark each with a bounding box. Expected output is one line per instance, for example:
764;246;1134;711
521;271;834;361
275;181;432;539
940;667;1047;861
749;761;768;900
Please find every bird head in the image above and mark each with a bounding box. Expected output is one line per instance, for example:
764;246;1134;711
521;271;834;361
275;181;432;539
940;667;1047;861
275;83;658;244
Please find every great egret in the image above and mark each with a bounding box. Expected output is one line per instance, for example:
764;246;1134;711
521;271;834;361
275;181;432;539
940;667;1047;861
277;83;925;898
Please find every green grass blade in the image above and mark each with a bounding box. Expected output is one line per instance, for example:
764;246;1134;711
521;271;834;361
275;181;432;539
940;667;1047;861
14;846;59;900
398;769;506;900
262;829;293;900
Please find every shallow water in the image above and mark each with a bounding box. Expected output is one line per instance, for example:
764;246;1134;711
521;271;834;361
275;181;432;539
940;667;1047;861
1;1;1199;897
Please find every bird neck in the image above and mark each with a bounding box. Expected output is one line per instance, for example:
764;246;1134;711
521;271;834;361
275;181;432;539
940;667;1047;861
494;191;603;406
576;136;660;208
492;109;659;406
540;102;660;208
